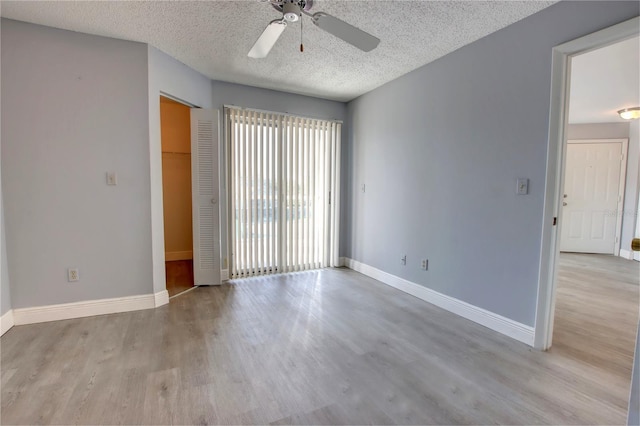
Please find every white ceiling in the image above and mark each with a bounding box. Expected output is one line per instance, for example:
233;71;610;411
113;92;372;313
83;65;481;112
569;36;640;124
0;1;555;102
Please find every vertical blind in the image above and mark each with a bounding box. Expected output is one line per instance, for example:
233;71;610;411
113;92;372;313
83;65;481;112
226;107;341;278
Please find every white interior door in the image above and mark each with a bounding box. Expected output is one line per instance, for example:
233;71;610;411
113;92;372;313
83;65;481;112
560;139;627;254
191;109;221;285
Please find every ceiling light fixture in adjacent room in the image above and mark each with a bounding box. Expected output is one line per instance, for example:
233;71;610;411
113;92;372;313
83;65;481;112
617;107;640;120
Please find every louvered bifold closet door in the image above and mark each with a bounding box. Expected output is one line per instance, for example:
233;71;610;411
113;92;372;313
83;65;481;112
191;109;221;285
227;107;341;278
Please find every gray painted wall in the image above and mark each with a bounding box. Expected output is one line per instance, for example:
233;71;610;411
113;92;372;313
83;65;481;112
0;18;9;315
1;19;153;308
1;195;10;316
567;122;639;253
210;81;348;264
0;19;9;316
344;1;640;326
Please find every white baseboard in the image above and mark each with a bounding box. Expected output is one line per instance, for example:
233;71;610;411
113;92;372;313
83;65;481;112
154;290;169;307
165;251;193;261
221;269;229;281
620;249;635;260
1;309;14;336
343;258;535;347
12;290;169;326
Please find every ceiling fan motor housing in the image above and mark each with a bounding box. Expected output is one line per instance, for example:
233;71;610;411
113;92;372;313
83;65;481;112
283;1;301;22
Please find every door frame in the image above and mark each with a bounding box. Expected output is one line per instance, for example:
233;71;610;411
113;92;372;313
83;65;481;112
561;138;629;256
152;90;200;298
159;93;198;256
636;193;640;261
158;94;199;295
534;16;639;350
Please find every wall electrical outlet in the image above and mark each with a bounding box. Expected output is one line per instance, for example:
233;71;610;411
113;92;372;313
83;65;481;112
68;268;80;282
421;259;429;271
401;255;407;266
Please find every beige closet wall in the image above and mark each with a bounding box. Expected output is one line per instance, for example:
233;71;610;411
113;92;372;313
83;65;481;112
161;97;193;260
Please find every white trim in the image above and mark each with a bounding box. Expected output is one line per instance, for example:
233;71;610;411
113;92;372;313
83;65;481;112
12;291;168;326
536;16;640;350
221;269;229;281
169;285;199;299
159;91;198;108
343;258;535;346
164;251;193;261
620;249;635;260
1;309;14;336
154;290;169;307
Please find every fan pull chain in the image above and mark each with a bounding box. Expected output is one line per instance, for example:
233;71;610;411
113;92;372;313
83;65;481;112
300;16;304;52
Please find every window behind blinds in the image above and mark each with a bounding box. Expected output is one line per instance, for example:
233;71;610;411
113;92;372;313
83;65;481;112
226;107;341;278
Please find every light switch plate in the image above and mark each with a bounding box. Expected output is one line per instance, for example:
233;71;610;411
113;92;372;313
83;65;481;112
517;178;529;195
107;172;118;186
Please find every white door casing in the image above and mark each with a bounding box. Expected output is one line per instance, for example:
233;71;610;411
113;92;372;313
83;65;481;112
560;139;627;255
534;16;639;350
191;109;221;285
636;191;640;261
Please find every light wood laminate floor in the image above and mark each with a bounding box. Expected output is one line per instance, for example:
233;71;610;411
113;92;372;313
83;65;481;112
1;254;638;424
553;253;639;390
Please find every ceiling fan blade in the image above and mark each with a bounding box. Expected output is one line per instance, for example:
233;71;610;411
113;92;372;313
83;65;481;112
311;12;380;52
248;20;287;59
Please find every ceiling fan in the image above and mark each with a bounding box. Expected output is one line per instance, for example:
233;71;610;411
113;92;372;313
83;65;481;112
248;0;380;58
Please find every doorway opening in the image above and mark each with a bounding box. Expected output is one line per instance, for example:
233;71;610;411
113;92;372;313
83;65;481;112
537;22;639;423
160;95;195;297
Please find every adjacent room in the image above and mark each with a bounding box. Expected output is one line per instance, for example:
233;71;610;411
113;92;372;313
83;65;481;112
552;35;640;418
1;1;639;425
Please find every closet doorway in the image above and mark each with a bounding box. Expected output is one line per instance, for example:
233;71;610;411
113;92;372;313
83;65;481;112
160;96;195;297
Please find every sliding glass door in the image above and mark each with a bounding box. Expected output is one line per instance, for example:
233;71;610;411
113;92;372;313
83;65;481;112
226;107;341;278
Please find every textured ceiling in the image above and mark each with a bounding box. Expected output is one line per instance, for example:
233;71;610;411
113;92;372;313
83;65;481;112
1;1;555;102
569;36;640;124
